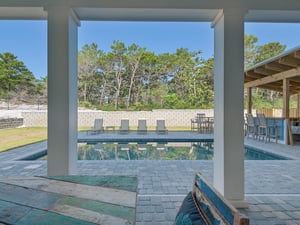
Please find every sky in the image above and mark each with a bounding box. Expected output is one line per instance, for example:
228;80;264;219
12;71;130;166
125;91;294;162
0;20;300;79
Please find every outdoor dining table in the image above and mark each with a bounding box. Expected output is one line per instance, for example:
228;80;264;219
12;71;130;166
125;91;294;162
197;116;214;133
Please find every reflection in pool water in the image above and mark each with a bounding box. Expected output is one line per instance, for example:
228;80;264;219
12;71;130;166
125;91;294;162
77;142;214;160
35;142;287;160
74;142;286;160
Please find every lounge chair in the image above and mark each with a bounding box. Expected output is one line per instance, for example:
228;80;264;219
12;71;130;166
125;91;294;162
137;119;147;134
119;143;131;159
119;119;130;134
88;118;104;135
94;143;103;150
156;143;166;150
94;143;104;159
156;119;168;134
120;143;130;151
138;143;147;151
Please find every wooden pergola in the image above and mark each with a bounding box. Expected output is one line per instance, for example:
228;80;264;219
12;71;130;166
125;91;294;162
245;46;300;119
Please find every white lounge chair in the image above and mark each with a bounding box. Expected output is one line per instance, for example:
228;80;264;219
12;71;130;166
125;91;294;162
119;143;131;160
156;119;168;134
119;119;130;134
88;118;104;135
137;119;147;134
156;143;166;150
138;143;147;151
120;143;130;151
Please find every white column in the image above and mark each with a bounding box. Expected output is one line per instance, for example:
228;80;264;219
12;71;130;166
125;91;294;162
213;9;247;208
46;4;79;175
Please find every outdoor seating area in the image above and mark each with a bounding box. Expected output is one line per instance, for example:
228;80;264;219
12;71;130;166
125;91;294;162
245;113;279;143
87;118;169;135
191;113;214;133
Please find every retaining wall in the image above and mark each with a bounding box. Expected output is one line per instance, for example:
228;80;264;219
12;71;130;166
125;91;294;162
21;109;214;127
0;118;23;129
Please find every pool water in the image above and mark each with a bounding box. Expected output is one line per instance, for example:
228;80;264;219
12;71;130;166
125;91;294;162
36;142;287;160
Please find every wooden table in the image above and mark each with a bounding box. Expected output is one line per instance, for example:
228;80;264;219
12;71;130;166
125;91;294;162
0;175;137;225
191;116;214;134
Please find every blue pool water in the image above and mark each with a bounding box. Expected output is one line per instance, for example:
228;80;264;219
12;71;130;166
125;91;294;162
33;142;288;160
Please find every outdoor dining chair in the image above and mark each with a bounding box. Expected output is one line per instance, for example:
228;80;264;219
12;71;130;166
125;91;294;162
257;113;278;143
245;113;257;139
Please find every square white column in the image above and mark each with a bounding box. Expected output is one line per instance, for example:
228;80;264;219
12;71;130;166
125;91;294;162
46;5;79;175
213;9;247;208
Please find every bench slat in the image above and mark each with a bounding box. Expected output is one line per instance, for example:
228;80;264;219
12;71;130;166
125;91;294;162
193;172;249;225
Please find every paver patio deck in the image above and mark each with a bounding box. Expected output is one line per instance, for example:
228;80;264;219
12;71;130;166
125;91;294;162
1;135;300;225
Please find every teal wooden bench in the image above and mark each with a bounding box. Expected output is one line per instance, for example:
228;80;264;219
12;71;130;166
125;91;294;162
175;172;249;225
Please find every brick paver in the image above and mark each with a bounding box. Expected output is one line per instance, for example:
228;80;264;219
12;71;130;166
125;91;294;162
1;140;300;224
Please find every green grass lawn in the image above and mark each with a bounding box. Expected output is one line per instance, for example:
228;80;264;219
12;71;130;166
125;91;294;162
0;127;47;152
0;126;191;153
0;127;91;152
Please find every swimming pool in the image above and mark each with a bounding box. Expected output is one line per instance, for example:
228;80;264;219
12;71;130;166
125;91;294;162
33;141;288;160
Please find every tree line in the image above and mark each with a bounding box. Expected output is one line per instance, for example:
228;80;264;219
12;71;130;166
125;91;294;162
78;41;214;110
0;52;47;109
0;34;287;110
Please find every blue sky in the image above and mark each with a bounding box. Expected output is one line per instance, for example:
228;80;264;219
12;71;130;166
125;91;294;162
0;20;300;79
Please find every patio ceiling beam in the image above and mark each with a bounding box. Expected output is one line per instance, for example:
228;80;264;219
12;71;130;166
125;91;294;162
286;80;300;87
245;67;300;88
265;63;292;72
254;67;274;76
290;87;300;94
0;0;45;7
294;51;300;59
1;0;300;11
279;57;300;67
245;71;265;79
258;84;284;92
257;82;300;95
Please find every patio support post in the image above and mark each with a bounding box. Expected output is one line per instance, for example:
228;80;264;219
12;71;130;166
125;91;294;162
213;9;247;208
247;87;252;114
283;78;290;118
46;3;79;175
297;94;300;118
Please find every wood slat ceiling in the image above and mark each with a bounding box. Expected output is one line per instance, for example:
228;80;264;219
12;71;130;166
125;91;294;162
244;46;300;95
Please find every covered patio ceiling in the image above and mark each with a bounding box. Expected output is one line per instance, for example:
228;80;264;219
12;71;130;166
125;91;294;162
1;6;300;22
244;46;300;95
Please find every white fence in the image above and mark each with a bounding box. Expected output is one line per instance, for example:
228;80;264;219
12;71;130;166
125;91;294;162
20;109;214;127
